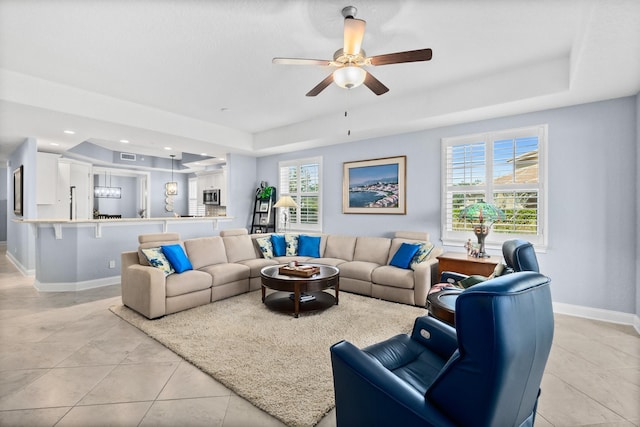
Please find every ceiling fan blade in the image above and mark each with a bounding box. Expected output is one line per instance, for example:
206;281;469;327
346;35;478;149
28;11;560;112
369;48;433;66
363;71;389;96
343;18;366;56
305;74;334;97
272;57;331;66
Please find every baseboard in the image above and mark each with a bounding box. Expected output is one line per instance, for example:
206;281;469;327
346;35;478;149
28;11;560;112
34;276;120;292
553;302;639;333
5;251;35;276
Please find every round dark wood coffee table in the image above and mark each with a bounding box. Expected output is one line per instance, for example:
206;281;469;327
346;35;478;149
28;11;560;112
260;264;339;318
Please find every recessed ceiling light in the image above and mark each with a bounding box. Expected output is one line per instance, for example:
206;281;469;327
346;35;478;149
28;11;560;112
164;147;172;151
50;142;60;146
120;139;129;143
63;130;75;134
200;153;207;156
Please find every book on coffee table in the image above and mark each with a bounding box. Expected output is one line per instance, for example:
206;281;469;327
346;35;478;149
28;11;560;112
289;292;316;303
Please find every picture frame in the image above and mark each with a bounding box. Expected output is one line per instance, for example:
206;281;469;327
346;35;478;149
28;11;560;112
343;156;406;214
259;201;270;212
13;165;23;216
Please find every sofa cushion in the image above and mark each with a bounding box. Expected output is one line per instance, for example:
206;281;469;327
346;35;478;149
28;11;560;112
141;247;175;276
271;234;286;257
410;242;435;270
223;234;256;263
161;244;193;273
338;261;380;282
165;269;212;297
185;237;227;269
372;265;416;290
236;258;278;277
298;234;321;257
354;236;392;265
200;263;250;286
309;257;346;267
137;233;181;266
219;229;248;237
324;235;357;261
255;236;274;259
390;243;421;269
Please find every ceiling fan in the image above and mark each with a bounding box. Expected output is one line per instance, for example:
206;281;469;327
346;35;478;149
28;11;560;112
272;6;432;97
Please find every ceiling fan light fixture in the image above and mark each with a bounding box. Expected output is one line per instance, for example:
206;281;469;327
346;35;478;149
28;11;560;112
333;65;366;89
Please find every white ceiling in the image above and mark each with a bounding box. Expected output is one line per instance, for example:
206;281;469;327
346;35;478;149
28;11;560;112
1;0;639;165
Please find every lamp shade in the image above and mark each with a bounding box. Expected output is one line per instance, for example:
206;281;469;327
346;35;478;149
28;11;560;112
333;65;366;89
459;201;505;224
273;196;298;208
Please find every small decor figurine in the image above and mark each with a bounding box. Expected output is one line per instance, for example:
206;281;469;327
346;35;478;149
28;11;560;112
464;239;472;255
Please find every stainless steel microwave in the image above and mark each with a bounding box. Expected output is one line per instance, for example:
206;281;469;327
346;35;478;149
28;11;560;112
203;189;221;205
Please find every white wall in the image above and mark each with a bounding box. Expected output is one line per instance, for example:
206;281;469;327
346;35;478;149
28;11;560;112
257;96;638;317
636;93;640;327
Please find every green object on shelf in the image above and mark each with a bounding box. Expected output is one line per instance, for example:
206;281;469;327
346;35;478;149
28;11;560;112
258;186;273;200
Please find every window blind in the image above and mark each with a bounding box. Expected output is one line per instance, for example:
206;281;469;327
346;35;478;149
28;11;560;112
442;125;547;248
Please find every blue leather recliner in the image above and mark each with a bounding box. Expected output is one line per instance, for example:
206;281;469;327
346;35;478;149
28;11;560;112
330;271;554;427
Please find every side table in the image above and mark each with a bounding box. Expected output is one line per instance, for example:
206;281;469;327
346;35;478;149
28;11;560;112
436;252;499;278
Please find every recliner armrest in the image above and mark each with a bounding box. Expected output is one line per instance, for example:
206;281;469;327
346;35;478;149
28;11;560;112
410;316;458;359
330;340;455;427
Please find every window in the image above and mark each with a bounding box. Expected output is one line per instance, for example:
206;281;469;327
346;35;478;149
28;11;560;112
278;157;322;232
188;177;205;217
441;125;547;249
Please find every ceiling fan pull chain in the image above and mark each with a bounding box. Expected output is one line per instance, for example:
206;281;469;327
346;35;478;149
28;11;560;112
345;91;352;136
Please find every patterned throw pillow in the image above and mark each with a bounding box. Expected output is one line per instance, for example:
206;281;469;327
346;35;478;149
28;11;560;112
141;247;175;276
410;242;435;270
285;234;299;256
256;236;274;259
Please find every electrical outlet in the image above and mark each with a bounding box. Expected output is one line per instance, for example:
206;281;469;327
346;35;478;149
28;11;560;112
109;260;116;269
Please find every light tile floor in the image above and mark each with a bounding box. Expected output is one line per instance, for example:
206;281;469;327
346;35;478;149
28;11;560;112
0;244;638;426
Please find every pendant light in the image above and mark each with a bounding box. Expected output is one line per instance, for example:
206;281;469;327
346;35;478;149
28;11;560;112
165;155;178;196
94;170;121;199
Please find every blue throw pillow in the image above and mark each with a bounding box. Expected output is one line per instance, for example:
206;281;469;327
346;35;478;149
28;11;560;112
271;234;286;257
161;244;193;273
298;234;321;257
390;243;421;269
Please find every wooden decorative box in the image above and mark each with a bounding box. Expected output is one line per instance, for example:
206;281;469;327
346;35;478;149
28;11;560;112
278;265;320;277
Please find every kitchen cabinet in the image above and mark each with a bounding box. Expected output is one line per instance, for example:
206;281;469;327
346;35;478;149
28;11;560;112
197;168;227;206
36;152;59;205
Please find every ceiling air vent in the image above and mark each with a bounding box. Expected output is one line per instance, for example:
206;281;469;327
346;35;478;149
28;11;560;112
120;152;136;161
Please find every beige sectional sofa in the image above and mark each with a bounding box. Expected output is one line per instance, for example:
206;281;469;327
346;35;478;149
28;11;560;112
121;229;442;319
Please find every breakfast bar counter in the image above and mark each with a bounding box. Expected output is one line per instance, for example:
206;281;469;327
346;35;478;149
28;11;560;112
18;216;233;239
12;216;235;292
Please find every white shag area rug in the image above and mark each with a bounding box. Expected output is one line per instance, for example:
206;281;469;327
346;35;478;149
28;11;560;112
110;291;427;427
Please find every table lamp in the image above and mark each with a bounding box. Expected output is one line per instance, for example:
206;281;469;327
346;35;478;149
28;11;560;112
459;200;505;258
273;196;298;232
